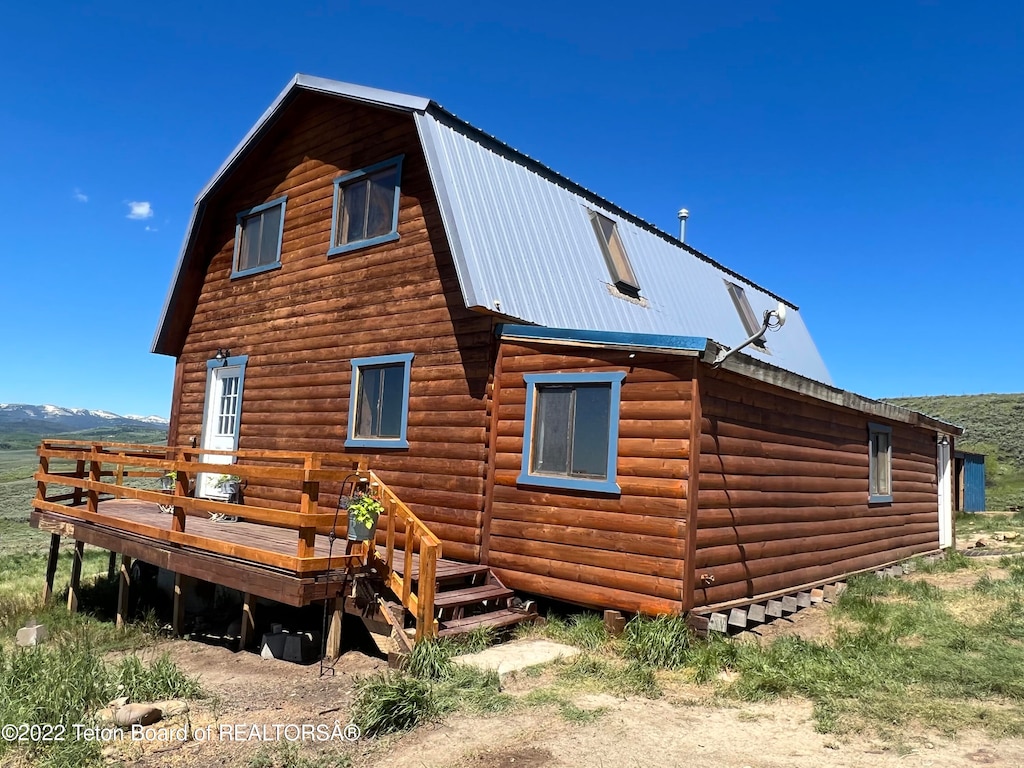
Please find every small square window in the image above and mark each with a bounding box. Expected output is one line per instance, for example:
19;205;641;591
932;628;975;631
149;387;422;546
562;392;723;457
233;197;287;278
725;281;767;349
589;210;640;298
518;372;625;494
869;423;893;503
329;157;403;256
346;353;413;449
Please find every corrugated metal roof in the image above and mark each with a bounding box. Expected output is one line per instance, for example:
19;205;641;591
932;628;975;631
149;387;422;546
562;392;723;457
154;74;831;385
416;109;832;384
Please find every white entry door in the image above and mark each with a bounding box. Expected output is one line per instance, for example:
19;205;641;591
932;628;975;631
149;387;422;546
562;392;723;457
937;437;953;549
198;363;244;499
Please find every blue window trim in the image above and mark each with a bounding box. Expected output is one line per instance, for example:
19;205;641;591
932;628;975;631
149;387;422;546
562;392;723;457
345;352;414;449
868;422;893;504
327;155;404;258
231;196;287;279
517;371;625;494
200;354;249;451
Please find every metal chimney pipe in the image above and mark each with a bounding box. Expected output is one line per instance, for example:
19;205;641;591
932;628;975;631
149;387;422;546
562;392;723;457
677;208;689;242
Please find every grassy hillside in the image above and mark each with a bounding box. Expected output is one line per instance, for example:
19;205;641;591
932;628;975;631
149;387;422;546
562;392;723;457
885;393;1024;511
0;425;167;451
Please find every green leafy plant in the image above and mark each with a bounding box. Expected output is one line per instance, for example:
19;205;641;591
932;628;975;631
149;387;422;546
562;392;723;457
214;473;240;490
347;493;384;529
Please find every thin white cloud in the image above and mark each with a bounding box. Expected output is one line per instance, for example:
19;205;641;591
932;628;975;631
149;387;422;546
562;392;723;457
73;189;88;203
144;225;158;232
126;201;154;220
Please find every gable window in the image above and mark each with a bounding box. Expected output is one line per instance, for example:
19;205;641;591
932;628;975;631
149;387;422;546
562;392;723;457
589;210;640;298
725;281;767;349
233;196;287;278
329;156;403;256
868;423;893;503
518;372;625;494
346;353;413;448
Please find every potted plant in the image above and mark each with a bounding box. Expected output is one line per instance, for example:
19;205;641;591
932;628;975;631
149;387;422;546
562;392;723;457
159;470;177;492
214;473;242;501
346;493;383;542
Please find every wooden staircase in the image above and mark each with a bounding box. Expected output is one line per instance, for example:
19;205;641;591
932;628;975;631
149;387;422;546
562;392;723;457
375;547;533;648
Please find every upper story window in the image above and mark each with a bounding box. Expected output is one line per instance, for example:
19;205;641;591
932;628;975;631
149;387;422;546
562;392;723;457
725;281;767;349
329;156;404;257
233;196;287;278
517;371;625;494
589;210;640;298
346;353;413;449
868;422;893;503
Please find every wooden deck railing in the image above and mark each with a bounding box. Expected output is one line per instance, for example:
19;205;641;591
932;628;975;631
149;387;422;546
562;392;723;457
369;470;442;641
33;440;443;641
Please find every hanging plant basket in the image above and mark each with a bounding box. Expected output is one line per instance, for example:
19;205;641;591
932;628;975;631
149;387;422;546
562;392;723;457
346;493;383;542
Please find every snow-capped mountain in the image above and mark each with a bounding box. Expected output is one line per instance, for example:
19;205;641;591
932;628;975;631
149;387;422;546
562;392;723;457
0;403;168;436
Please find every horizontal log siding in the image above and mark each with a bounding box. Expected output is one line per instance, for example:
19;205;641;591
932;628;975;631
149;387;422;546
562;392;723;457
488;342;692;614
693;366;939;607
171;95;490;562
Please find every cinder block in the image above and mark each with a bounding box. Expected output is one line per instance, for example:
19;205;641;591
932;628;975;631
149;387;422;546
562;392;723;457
766;599;783;617
728;608;747;628
708;612;728;633
781;596;798;614
748;603;766;623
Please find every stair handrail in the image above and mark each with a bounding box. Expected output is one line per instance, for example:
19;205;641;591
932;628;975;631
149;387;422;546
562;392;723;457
367;470;442;641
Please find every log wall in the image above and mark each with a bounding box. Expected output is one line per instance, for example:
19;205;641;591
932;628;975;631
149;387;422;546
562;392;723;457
487;342;693;614
693;365;940;607
169;93;491;562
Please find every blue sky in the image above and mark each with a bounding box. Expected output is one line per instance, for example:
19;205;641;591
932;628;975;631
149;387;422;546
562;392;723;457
1;2;1021;417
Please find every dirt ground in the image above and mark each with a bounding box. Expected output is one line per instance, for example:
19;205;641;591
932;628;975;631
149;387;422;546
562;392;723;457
102;601;1024;768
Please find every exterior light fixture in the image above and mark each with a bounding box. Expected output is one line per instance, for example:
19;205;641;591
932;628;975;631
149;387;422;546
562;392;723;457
214;348;231;365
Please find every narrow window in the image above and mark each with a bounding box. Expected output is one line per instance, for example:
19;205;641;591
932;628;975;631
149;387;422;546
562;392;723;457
233;197;287;278
725;281;766;348
589;210;640;298
329;156;403;256
518;372;625;494
869;423;893;503
346;353;413;448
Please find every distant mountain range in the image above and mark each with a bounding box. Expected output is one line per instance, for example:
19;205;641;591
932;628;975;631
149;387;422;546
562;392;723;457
0;403;168;450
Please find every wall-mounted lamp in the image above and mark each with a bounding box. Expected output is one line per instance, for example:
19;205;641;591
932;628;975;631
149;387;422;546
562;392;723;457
938;435;950;446
214;348;231;366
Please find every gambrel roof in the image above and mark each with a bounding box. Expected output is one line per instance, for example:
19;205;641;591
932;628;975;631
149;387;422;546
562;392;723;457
153;74;831;384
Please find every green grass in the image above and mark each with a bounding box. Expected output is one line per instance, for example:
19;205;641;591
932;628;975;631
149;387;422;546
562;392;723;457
517;611;611;650
247;741;352;768
0;637;202;768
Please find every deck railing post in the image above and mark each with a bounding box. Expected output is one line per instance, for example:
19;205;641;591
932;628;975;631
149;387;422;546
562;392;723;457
72;459;85;505
297;455;322;559
385;497;397;571
415;541;438;641
35;446;49;505
172;449;188;533
86;444;102;515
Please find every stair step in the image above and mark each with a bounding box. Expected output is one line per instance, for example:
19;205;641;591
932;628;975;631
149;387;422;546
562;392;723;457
438;609;527;637
434;584;513;609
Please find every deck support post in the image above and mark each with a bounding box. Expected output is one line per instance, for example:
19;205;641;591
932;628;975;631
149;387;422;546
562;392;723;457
43;533;61;603
67;540;85;613
297;455;322;559
325;598;343;659
173;573;191;637
107;551;117;581
240;592;255;651
116;555;132;629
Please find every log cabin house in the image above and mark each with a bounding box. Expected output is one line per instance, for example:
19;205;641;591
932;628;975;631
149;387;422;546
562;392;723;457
31;75;961;646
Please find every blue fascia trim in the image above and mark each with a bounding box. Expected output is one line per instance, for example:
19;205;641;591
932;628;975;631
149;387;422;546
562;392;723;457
517;371;625;495
231;196;287;280
200;354;248;453
328;155;404;257
345;352;414;450
497;324;708;354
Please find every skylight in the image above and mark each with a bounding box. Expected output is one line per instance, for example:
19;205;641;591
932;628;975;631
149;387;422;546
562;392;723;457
589;210;640;298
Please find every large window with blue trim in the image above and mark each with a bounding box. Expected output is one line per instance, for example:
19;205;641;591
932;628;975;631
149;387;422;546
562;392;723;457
346;353;413;449
518;372;625;493
233;196;287;278
329;156;403;256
